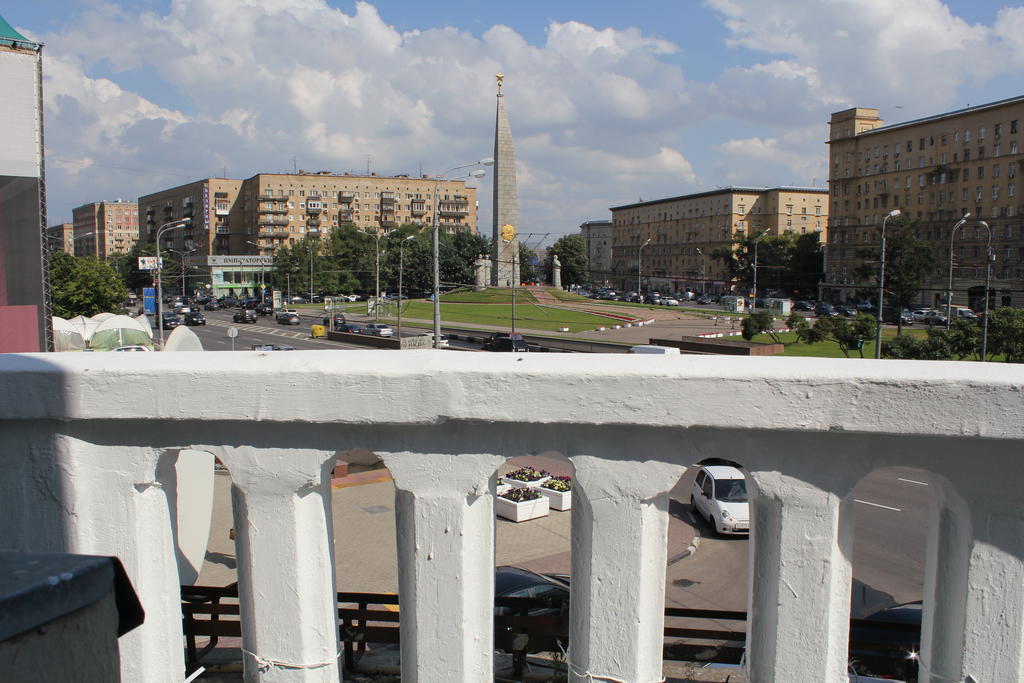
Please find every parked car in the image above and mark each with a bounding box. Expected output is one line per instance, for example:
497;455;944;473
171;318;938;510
848;601;921;681
659;297;680;306
256;302;274;316
183;311;206;326
276;310;301;325
250;344;296;351
335;323;364;334
883;309;914;326
233;308;257;324
834;305;857;317
111;345;152;352
690;465;749;535
420;333;449;347
911;309;935;323
361;323;394;337
204;301;222;311
696;295;716;305
814;303;839;317
483;332;529;352
793;300;814;312
173;304;192;314
160;312;181;330
289;296;307;304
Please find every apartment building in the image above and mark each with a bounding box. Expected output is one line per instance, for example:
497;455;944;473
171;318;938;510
45;222;73;253
825;96;1024;308
609;187;828;293
580;220;613;286
70;200;139;259
139;171;479;257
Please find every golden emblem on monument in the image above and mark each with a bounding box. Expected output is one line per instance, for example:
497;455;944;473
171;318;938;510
496;72;504;94
500;224;517;242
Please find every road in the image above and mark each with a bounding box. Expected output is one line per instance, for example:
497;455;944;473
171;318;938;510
669;465;929;617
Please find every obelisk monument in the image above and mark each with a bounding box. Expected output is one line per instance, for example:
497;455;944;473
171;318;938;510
491;73;520;287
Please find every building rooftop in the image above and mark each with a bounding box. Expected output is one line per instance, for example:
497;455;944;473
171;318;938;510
0;14;37;49
852;94;1024;139
610;186;828;211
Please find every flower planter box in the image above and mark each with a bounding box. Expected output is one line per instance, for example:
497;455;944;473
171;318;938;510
496;483;511;496
538;486;571;511
495;493;550;522
503;476;549;489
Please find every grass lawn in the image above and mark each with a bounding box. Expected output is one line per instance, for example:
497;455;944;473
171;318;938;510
750;328;928;358
392;300;609;332
441;288;538;304
547;289;591;302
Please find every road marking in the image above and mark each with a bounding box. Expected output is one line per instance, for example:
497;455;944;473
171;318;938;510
854;499;901;512
897;477;928;486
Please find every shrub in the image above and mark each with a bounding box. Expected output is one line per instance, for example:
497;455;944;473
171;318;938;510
505;467;548;482
541;476;572;492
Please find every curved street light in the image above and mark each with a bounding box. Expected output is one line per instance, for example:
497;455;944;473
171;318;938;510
397;235;414;341
155;218;191;348
945;214;970;330
979;220;993;362
874;209;901;359
750;230;769;313
637;238;651;302
430;159;492;348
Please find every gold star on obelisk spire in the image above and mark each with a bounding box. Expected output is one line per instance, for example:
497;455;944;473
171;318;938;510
496;72;504;95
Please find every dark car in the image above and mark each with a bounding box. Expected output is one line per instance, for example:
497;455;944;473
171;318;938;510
883;309;914;326
322;314;347;329
793;300;814;312
834;304;856;317
204;300;222;311
233;308;257;324
814;303;839;317
484;332;529;352
276;312;301;325
183;311;206;326
160;312;181;330
335;323;364;334
256;302;274;316
848;601;921;680
219;297;239;308
494;566;569;654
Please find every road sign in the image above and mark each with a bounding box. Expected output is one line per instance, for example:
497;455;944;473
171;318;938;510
226;327;238;338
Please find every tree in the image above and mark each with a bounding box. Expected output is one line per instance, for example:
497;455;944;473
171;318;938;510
711;232;795;296
518;242;537;284
49;252;128;318
741;311;783;343
790;312;875;358
544;234;588;287
853;220;935;335
116;241;157;292
782;232;824;300
986;307;1024;363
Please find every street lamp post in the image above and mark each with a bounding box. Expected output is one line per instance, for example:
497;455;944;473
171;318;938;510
397;235;413;341
430;159;492;349
356;229;384;321
751;230;769;313
246;241;266;303
637;238;651;302
945;214;970;329
155;218;191;348
874;209;902;359
980;220;993;361
696;247;705;295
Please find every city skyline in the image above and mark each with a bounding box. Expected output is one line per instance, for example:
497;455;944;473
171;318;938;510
10;0;1024;247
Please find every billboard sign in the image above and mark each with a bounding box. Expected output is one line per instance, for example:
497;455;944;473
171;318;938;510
138;256;164;271
143;287;156;315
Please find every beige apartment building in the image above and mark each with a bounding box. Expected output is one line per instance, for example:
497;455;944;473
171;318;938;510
580;220;614;286
609;187;828;293
139;171;479;257
825;96;1024;308
45;222;73;253
70;200;139;258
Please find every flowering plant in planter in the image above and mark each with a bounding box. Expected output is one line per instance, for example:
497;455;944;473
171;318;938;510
504;467;549;483
541;476;571;492
499;487;543;502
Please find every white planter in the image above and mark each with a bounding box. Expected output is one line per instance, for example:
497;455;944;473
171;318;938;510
538;487;571;511
496;483;511;496
495;494;550;522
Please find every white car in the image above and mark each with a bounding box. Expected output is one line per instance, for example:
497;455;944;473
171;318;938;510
691;465;749;535
361;323;394;337
659;297;680;306
911;309;934;323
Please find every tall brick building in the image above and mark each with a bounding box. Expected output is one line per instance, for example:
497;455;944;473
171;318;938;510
824;97;1024;308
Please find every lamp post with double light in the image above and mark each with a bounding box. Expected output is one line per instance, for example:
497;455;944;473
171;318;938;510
874;209;902;359
751;230;769;313
945;213;970;329
430;159;492;348
155;218;191;348
695;247;705;295
980;220;993;361
356;229;384;321
397;234;414;341
637;238;651;302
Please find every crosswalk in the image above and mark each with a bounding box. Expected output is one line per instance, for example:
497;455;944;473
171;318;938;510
206;319;310;340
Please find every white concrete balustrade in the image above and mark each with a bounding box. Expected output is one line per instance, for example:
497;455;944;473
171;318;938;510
0;351;1022;683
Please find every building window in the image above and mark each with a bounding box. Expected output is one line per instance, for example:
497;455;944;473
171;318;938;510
993;185;1001;200
963;168;970;181
979;127;986;140
965;129;972;142
1012;141;1019;154
1012;120;1019;134
994;164;1001;178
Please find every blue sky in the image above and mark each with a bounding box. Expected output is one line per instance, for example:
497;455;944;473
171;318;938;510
5;0;1024;244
